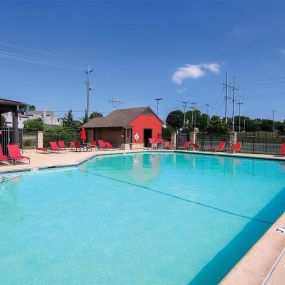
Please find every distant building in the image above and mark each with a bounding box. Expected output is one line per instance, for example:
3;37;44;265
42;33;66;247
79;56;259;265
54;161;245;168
5;111;62;128
25;111;62;126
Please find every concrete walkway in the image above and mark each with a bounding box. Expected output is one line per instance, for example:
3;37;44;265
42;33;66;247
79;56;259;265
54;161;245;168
0;148;144;173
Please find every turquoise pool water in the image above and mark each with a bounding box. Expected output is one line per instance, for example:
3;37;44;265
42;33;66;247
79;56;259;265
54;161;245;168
0;152;284;285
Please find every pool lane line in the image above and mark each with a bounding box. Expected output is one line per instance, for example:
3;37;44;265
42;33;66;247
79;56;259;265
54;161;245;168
79;169;273;225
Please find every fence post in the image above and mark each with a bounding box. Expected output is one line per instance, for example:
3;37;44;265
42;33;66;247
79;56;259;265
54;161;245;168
190;128;199;145
37;131;43;149
171;132;177;149
229;131;237;147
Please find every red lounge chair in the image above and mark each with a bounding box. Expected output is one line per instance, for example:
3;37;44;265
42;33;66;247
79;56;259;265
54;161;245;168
228;142;242;153
70;141;81;151
0;144;11;163
36;147;51;153
7;144;30;164
58;141;67;149
179;141;190;149
207;142;225;152
280;143;285;156
190;143;199;150
149;138;156;148
164;141;170;149
98;140;106;149
157;138;163;144
87;141;97;150
105;141;114;149
50;142;65;152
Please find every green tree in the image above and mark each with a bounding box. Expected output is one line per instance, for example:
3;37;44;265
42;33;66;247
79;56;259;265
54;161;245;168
207;116;229;134
63;110;75;128
24;118;43;133
0;115;6;127
89;112;103;119
166;110;184;130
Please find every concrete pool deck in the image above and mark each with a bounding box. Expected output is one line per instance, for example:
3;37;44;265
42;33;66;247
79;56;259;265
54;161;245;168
0;148;284;284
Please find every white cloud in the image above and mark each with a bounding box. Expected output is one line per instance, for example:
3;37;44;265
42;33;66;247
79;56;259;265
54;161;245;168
172;63;220;84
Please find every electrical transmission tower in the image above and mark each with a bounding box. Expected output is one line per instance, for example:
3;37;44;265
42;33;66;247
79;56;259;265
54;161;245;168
109;98;122;111
182;101;189;127
237;100;243;132
85;67;94;117
231;77;238;131
190;102;197;129
271;108;276;133
154;98;163;116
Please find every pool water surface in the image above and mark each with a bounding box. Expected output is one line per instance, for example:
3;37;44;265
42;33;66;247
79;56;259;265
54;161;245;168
0;152;284;284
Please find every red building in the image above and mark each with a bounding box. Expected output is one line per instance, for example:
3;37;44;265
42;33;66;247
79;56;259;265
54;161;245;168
83;107;163;148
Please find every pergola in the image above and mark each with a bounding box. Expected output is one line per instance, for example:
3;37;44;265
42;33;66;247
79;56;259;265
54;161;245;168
0;98;27;144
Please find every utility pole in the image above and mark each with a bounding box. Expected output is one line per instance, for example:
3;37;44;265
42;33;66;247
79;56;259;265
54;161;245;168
231;77;238;131
85;66;94;117
237;100;243;133
182;101;189;127
205;104;210;125
223;73;229;123
154;98;163;116
109;98;122;111
271;108;276;133
190;102;197;129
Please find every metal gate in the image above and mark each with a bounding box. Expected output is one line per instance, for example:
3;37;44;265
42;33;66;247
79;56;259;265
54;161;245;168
0;128;23;155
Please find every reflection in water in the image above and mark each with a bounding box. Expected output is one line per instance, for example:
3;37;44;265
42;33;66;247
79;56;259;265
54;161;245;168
0;177;24;222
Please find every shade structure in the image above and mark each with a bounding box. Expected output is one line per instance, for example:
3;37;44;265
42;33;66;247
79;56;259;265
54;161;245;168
80;127;87;141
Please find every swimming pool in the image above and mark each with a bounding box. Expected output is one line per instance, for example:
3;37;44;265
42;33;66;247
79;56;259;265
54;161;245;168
0;152;284;284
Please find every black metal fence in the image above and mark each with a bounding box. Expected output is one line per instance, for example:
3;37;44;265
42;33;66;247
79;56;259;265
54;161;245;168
178;131;285;155
237;132;285;155
0;128;23;155
196;133;230;150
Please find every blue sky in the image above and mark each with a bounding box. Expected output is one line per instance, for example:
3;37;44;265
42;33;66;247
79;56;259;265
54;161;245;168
0;0;285;120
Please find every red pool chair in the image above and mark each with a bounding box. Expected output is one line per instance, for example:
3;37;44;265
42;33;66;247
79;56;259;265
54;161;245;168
70;141;81;151
179;141;190;149
50;142;65;152
58;141;67;150
0;143;11;163
7;144;30;164
87;141;97;150
98;140;106;149
207;142;225;152
164;141;170;149
149;138;156;149
228;142;242;153
105;141;114;149
280;143;285;156
189;143;200;150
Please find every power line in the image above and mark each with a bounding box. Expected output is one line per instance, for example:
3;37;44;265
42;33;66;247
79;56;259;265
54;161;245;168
0;49;84;71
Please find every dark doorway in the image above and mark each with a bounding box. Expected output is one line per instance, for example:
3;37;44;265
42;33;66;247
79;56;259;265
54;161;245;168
143;129;152;147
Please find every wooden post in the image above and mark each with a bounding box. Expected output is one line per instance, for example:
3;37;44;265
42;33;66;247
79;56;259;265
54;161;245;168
12;106;19;144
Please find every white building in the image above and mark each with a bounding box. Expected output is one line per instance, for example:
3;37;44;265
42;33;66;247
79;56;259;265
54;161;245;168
4;111;62;128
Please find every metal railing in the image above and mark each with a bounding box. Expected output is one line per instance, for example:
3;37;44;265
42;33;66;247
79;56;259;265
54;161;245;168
0;128;23;155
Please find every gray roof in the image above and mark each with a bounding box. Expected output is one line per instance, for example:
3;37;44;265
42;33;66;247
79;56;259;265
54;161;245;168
83;106;161;128
26;111;54;116
0;98;27;114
